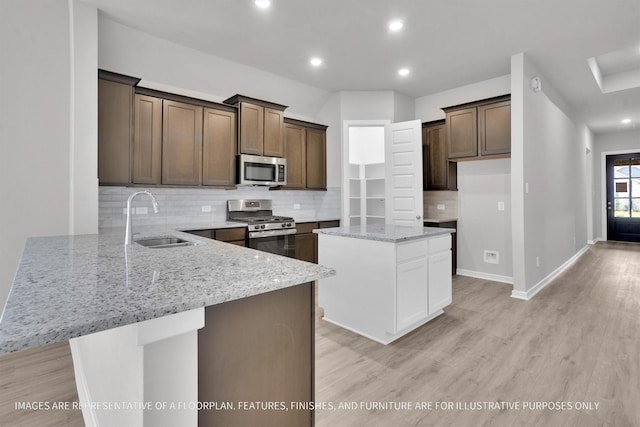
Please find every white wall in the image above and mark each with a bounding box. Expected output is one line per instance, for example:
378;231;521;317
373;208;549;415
592;129;640;240
72;1;99;234
511;53;590;297
98;17;331;121
0;0;98;309
415;76;513;280
457;159;513;282
415;75;511;122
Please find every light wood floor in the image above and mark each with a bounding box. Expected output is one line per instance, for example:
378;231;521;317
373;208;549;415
0;242;638;426
315;241;640;427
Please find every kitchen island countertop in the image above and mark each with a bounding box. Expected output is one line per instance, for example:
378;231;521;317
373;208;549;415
314;223;454;243
0;227;335;354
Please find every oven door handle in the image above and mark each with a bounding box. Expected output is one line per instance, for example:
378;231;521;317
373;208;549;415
249;228;297;239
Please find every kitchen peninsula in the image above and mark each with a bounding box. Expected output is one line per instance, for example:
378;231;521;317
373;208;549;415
316;224;453;344
0;228;334;427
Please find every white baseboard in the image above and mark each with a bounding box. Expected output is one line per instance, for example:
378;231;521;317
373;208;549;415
588;237;604;245
456;269;514;284
511;245;589;301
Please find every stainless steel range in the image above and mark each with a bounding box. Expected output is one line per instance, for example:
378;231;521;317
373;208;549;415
227;199;296;257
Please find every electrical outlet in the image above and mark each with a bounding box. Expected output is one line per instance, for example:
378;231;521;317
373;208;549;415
201;205;212;213
136;207;148;215
437;204;445;211
498;201;505;211
536;256;540;267
484;250;499;264
293;204;301;210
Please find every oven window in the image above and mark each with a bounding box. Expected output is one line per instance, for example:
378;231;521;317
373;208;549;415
249;235;295;258
245;162;275;182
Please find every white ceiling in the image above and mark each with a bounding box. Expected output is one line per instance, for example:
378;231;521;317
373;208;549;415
84;0;640;134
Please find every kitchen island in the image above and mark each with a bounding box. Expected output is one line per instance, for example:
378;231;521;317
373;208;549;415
0;228;334;427
316;224;454;345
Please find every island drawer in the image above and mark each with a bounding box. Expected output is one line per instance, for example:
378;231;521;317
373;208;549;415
396;239;429;262
429;235;451;254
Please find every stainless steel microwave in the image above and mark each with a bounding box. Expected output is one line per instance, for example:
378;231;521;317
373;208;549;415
238;154;287;186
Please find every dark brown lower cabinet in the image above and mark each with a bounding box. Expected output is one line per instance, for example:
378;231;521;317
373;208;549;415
198;283;314;427
294;221;340;263
295;222;318;263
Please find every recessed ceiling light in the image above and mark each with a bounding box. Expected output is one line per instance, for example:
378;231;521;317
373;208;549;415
621;118;632;124
310;57;323;67
398;68;410;77
255;0;270;9
388;20;404;32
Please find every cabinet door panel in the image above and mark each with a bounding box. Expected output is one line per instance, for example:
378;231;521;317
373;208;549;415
305;128;326;189
447;108;477;159
295;233;317;263
284;123;306;188
199;284;313;427
396;256;429;332
132;94;162;184
162;100;203;185
426;124;448;190
263;107;284;157
239;103;264;155
98;79;132;184
203;108;236;186
478;101;511;156
428;251;452;313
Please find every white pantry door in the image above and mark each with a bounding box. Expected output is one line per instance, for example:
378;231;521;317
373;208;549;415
385;120;423;226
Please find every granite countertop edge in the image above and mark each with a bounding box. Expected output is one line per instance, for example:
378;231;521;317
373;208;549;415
314;224;455;243
0;227;335;354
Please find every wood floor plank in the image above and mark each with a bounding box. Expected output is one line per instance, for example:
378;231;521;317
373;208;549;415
316;242;640;426
1;242;638;426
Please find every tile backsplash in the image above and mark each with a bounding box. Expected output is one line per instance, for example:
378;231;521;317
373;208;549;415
423;191;458;221
99;186;341;229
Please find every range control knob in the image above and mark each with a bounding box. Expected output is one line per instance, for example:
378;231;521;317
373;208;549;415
260;224;266;229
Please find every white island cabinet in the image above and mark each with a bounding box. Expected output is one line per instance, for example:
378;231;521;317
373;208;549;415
316;224;454;345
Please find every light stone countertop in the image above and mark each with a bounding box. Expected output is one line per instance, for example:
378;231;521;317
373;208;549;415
0;227;335;354
314;223;454;243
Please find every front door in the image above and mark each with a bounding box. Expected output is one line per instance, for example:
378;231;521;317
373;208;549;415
606;153;640;242
385;120;423;226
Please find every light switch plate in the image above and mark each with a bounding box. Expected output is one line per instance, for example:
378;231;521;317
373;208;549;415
293;204;301;210
498;201;505;211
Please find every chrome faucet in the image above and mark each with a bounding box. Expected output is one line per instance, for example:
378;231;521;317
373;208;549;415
124;190;159;245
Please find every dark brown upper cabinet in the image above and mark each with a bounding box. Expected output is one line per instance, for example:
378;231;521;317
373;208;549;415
284;122;307;188
132;94;162;185
444;95;510;161
224;95;287;157
283;118;328;190
422;120;457;190
305;127;327;190
478;100;511;156
162;100;203;186
127;84;238;188
202;108;237;186
98;70;140;185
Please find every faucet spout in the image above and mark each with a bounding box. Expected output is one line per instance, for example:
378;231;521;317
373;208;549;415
125;191;159;245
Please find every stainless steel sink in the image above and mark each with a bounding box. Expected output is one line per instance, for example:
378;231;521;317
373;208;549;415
135;236;196;249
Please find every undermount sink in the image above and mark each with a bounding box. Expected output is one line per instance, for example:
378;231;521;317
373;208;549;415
135;236;196;249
